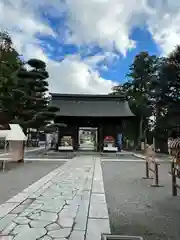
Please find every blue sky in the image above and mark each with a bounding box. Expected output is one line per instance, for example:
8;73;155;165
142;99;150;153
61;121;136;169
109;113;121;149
0;0;179;94
38;22;161;83
99;27;161;82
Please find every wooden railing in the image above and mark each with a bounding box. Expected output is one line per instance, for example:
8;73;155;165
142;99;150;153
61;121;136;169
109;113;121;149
142;159;163;187
169;161;180;196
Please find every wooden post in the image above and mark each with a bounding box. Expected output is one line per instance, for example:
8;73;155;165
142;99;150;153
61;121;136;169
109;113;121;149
155;163;159;186
145;161;149;178
142;160;153;179
2;140;7;172
142;144;153;179
150;162;164;187
153;137;155;151
172;161;177;196
150;162;159;187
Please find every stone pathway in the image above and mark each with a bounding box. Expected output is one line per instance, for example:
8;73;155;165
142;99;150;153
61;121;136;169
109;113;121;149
0;156;110;239
0;162;65;205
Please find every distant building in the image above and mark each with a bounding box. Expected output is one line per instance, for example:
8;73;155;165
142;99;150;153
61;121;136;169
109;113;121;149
50;93;135;151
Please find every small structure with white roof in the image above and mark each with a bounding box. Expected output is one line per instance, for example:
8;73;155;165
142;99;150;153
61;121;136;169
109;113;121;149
0;124;27;170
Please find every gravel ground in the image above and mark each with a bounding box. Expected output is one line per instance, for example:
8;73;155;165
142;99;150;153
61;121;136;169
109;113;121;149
102;161;180;240
0;161;65;204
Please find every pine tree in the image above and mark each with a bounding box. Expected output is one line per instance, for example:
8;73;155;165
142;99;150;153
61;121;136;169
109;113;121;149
0;32;59;138
13;59;59;133
0;31;23;124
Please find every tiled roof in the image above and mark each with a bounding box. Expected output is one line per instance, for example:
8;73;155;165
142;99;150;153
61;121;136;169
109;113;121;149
50;94;134;117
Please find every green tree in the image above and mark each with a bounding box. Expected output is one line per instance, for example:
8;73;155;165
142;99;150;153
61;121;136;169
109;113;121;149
0;31;23;124
13;59;59;133
112;52;158;148
157;46;180;134
0;32;59;136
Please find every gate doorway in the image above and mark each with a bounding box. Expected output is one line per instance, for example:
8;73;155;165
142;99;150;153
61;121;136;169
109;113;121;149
78;127;98;151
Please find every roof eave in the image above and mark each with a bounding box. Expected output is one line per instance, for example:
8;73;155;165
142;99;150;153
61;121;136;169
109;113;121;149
50;93;126;100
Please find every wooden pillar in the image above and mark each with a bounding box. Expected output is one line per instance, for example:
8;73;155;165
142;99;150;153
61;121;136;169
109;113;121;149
100;125;104;152
71;126;75;151
97;125;103;152
73;126;78;151
57;127;65;150
97;127;100;152
56;128;60;151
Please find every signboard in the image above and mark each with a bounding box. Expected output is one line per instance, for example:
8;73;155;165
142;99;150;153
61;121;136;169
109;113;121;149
104;136;115;147
104;136;114;142
61;136;73;146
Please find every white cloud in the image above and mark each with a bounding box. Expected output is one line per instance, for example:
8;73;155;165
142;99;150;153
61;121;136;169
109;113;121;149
48;56;117;94
65;0;146;56
65;0;180;56
0;0;117;94
145;0;180;55
1;0;180;95
0;1;53;36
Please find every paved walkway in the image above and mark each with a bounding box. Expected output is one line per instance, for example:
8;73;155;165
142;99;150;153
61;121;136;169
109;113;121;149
0;162;65;205
0;156;110;239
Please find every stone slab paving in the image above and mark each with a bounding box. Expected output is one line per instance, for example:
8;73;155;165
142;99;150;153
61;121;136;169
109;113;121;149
0;162;65;205
0;156;110;239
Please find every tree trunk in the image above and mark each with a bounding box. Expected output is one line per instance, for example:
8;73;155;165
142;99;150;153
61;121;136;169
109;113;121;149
18;127;27;163
36;128;39;147
137;117;143;149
